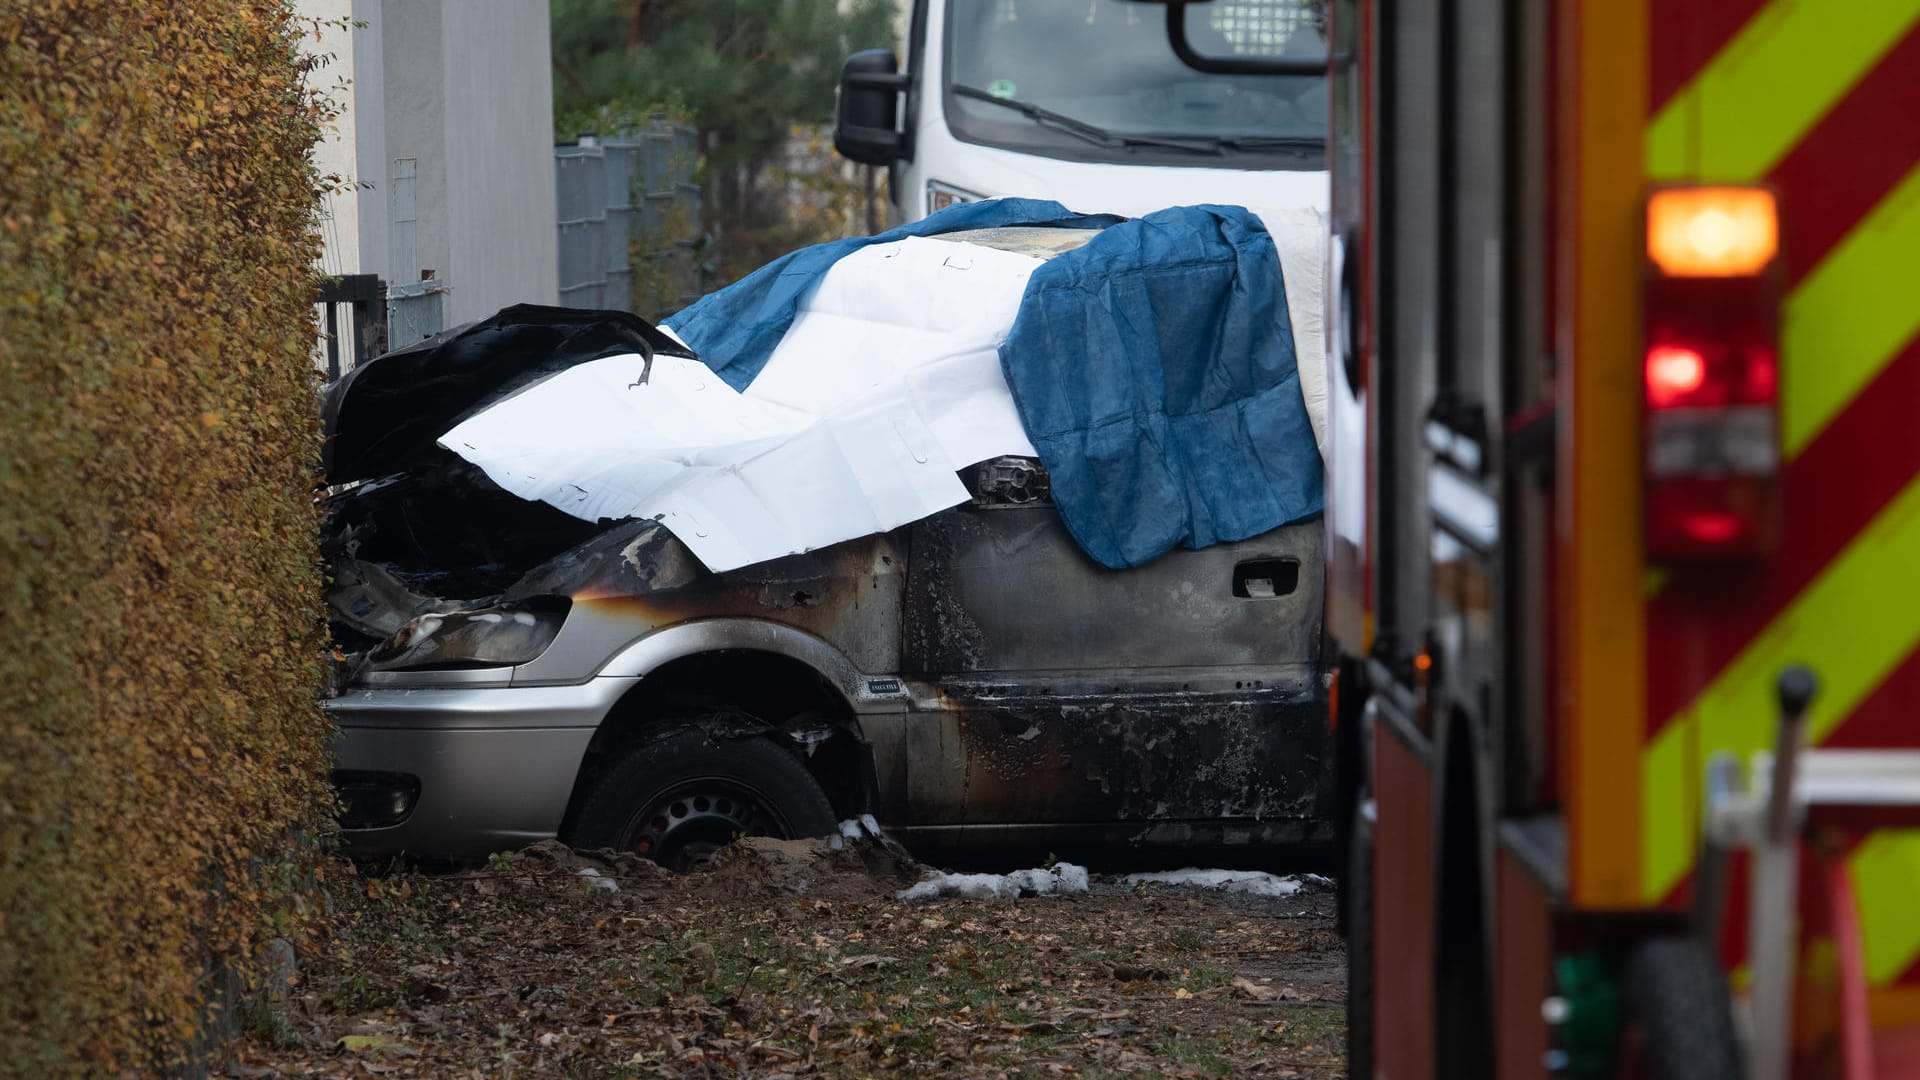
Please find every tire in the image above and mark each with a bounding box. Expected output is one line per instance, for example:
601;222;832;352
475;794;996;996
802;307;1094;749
570;727;838;872
1433;718;1494;1079
1617;936;1742;1080
1345;800;1374;1080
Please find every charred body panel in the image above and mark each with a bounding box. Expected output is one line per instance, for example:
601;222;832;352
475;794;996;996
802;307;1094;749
903;471;1323;673
866;674;1332;862
908;676;1324;822
886;465;1328;857
506;528;906;686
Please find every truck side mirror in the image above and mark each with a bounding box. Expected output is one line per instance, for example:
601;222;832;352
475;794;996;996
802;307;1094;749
834;49;909;166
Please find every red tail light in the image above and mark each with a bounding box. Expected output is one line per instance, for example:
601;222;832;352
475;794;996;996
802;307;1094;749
1645;345;1708;407
1643;187;1784;560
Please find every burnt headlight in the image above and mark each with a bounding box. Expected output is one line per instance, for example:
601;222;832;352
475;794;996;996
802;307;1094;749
368;598;568;672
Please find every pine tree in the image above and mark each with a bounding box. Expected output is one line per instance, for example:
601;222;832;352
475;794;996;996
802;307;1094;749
553;0;898;280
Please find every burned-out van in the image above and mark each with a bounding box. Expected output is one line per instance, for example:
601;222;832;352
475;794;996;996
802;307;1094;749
324;207;1333;869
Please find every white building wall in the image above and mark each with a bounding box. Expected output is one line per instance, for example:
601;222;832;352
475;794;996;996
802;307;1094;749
297;0;364;279
378;0;448;291
303;0;556;327
350;0;390;284
441;1;559;322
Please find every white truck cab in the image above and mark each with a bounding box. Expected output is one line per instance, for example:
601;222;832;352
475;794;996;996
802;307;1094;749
833;0;1330;225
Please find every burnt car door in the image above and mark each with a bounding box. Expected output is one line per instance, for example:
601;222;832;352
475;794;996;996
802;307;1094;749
888;455;1331;843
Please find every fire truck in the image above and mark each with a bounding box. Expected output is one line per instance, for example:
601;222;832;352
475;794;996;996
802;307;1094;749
1307;0;1920;1075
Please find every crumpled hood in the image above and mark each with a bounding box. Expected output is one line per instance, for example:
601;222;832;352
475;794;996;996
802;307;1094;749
321;303;691;485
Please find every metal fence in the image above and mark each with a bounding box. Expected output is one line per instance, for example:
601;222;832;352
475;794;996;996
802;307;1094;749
386;277;449;349
556;120;702;318
311;271;453;377
314;273;388;380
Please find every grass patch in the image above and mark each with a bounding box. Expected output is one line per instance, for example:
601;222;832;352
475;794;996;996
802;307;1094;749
232;850;1346;1077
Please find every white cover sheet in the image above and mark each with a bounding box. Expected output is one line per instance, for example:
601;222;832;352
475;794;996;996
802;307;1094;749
438;236;1045;571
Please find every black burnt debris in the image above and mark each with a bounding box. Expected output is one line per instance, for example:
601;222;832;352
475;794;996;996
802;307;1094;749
320;306;698;672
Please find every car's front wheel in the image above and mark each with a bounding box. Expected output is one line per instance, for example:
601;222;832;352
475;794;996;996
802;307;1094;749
570;726;838;871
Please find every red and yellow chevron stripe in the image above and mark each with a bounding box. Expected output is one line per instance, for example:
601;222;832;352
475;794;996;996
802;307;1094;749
1638;0;1920;1013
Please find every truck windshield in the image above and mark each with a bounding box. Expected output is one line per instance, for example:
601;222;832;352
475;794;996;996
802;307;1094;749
944;0;1327;168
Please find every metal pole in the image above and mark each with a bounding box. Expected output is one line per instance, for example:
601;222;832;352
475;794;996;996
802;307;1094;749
1748;666;1817;1080
325;301;341;382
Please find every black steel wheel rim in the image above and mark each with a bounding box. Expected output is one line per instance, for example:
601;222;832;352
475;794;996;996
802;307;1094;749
625;777;789;872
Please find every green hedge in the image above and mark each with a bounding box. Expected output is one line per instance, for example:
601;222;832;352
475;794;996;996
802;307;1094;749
0;2;332;1072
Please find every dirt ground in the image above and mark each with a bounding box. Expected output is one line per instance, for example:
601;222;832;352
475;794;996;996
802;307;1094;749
228;837;1346;1078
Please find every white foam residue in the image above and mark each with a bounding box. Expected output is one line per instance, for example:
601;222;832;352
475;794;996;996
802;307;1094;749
1120;868;1320;898
837;815;888;841
576;868;619;893
898;863;1091;902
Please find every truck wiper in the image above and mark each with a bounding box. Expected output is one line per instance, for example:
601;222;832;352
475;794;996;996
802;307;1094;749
1214;135;1325;152
950;84;1226;156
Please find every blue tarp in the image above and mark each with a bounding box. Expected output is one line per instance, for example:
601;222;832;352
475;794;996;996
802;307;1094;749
667;198;1123;391
1002;205;1322;567
665;200;1323;569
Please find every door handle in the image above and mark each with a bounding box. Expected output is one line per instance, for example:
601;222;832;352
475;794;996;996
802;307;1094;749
1233;559;1300;599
